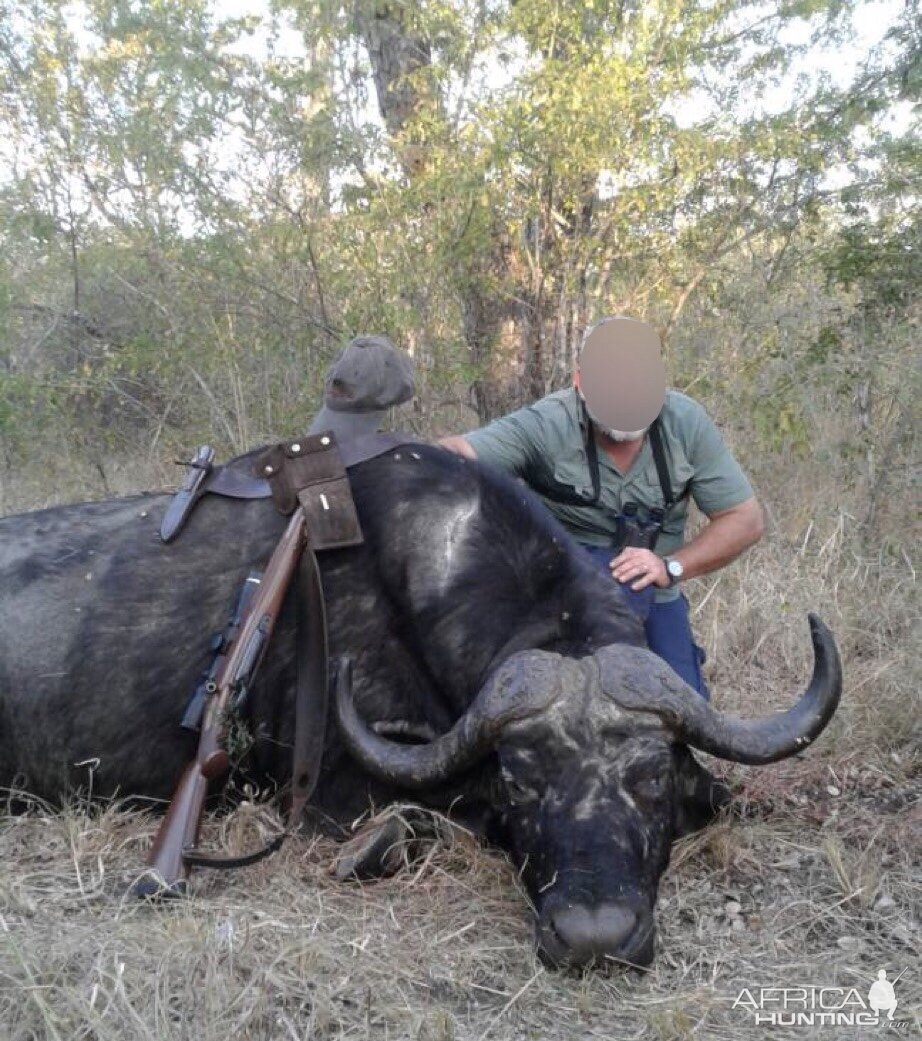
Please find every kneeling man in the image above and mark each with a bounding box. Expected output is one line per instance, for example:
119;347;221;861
441;316;764;700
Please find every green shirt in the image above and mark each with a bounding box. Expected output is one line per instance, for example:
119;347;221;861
465;388;754;602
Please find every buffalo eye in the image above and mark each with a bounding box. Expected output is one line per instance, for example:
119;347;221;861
627;769;670;807
634;777;663;801
500;768;537;805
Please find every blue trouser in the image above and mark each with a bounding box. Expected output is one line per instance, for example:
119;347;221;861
580;544;710;700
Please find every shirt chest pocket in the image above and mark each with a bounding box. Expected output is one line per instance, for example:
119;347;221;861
628;456;693;515
551;449;595;499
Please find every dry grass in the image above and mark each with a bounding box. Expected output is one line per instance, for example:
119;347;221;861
1;771;919;1040
1;450;920;1040
0;455;170;517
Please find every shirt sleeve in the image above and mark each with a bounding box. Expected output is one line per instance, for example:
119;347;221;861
687;408;754;515
464;405;548;477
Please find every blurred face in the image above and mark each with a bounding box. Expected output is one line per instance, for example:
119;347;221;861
575;317;666;438
580;396;649;442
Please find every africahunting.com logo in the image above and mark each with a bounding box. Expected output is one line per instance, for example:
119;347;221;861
732;968;908;1027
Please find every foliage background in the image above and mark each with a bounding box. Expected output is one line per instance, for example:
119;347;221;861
1;0;917;523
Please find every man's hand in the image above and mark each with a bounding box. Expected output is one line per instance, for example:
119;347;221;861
610;497;764;592
610;548;670;591
438;435;478;459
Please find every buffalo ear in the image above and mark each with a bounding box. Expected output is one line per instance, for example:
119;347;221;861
672;746;733;838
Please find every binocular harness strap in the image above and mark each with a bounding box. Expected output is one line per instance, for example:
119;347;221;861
647;419;678;512
522;403;679;515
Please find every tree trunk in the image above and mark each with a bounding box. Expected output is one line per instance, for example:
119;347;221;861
355;1;527;422
355;2;432;178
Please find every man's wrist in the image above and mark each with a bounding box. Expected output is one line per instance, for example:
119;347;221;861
662;556;684;586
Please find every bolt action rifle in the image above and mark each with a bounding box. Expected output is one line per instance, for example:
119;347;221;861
180;566;264;734
134;510;307;897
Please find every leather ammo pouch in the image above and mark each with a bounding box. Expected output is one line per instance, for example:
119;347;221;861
255;434;364;550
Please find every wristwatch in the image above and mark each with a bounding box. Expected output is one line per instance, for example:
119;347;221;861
663;557;684;586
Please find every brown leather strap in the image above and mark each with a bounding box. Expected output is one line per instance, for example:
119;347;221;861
258;434;347;515
287;544;329;827
201;465;273;500
203;432;426;502
320;431;428;470
161;432;428;545
182;831;286;870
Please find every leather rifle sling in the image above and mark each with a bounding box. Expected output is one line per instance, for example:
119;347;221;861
287;538;329;828
182;830;287;870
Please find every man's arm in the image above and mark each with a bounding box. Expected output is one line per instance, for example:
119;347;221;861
438;404;550;475
672;497;765;580
610;496;764;591
613;399;762;592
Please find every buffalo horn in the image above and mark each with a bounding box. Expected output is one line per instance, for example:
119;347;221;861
598;614;842;764
335;650;567;788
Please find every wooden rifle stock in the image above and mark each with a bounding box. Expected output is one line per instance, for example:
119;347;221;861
134;511;307;898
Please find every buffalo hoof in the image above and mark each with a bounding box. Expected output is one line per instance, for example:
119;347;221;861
333;815;413;880
333;805;453;881
130;872;189;901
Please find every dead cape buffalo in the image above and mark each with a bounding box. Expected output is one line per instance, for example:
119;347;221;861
0;443;841;968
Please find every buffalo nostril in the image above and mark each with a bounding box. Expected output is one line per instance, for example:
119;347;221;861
548;903;637;962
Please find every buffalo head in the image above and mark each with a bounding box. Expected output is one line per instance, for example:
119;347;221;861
336;614;841;969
